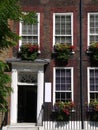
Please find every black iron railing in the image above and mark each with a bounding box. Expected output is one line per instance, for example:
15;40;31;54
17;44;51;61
37;104;44;126
42;104;98;130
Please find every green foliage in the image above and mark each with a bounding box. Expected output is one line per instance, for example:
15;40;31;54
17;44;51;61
19;43;39;61
88;99;98;121
54;43;74;61
0;0;37;112
53;101;75;121
87;42;98;61
0;0;37;49
0;61;12;112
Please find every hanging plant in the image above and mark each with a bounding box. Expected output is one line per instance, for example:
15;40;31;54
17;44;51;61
54;43;75;62
19;43;39;61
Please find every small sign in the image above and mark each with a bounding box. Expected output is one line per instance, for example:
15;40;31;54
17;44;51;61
45;83;51;102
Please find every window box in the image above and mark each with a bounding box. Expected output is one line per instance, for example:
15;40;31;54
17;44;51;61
52;101;75;121
87;99;98;121
86;42;98;62
19;43;39;61
53;43;75;62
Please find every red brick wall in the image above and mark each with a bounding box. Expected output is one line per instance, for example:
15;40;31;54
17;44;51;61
6;0;98;106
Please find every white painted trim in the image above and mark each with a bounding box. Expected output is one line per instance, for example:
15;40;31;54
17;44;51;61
87;67;90;104
53;13;73;46
53;67;55;105
88;12;98;47
18;82;37;86
37;13;40;47
10;69;18;124
10;68;44;124
53;13;55;46
19;13;40;49
87;67;98;104
53;67;74;104
71;67;74;102
37;69;44;119
87;13;90;47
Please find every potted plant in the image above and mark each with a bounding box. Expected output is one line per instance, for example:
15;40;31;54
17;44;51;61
19;43;39;61
54;43;75;62
87;99;98;121
52;101;75;121
86;42;98;61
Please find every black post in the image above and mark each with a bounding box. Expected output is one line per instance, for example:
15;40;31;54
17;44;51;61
79;0;84;129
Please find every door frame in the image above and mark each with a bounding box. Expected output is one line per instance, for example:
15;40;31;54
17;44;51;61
10;68;44;124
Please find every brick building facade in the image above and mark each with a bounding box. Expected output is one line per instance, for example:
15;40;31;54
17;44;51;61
2;0;98;130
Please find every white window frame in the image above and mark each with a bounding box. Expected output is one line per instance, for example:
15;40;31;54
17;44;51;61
53;13;73;46
87;67;98;103
88;13;98;46
53;67;74;104
19;13;40;49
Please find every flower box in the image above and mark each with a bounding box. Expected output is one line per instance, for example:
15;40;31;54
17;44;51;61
87;99;98;121
52;101;75;121
19;43;39;61
86;42;98;61
53;43;75;62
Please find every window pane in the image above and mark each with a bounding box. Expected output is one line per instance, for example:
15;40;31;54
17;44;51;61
90;36;98;43
66;15;71;21
90;85;94;91
61;92;65;101
61;69;65;76
56;77;60;83
28;24;33;34
90;78;94;84
55;37;61;43
56;84;60;90
90;69;94;76
33;25;38;34
55;68;72;102
60;37;66;43
96;85;98;91
89;14;98;44
89;68;98;101
66;69;71;76
90;93;95;101
66;92;71;101
61;77;65;83
56;92;60;101
22;36;38;44
54;14;72;44
95;69;98;76
90;15;94;21
90;93;98;100
21;15;38;45
22;23;27;34
55;24;60;34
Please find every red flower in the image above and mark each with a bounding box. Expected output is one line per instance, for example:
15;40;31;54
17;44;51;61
63;109;70;115
70;45;75;50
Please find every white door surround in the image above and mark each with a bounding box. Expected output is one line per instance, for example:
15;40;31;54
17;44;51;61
9;60;49;124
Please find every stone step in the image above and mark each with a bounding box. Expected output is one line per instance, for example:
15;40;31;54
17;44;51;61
2;123;41;130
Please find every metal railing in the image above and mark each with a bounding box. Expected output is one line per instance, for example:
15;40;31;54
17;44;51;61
42;104;98;130
37;104;44;126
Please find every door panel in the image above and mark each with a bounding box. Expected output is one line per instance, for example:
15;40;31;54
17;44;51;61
18;85;37;122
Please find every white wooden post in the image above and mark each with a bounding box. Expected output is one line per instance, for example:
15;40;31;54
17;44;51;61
37;69;44;124
10;69;18;124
